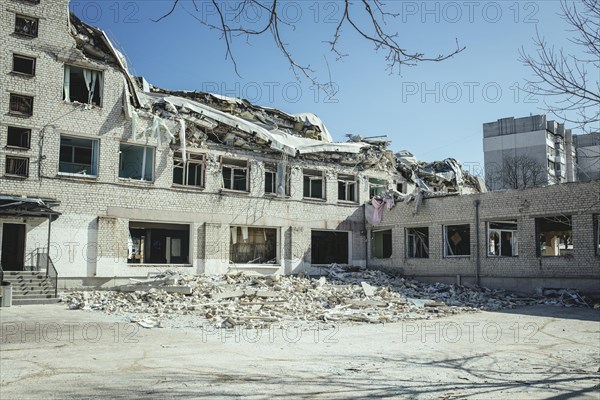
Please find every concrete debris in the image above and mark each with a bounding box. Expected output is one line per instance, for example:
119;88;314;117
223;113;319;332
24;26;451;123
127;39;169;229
62;267;588;330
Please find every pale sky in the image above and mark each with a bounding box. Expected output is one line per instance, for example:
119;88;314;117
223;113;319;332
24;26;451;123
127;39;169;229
69;0;589;175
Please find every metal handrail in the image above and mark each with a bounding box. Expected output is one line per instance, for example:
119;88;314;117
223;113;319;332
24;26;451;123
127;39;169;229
36;250;58;298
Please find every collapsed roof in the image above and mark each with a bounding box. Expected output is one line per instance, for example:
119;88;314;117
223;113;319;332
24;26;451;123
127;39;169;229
68;13;486;195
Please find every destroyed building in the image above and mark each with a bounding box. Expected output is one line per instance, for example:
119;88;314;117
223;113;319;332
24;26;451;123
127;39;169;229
1;0;597;301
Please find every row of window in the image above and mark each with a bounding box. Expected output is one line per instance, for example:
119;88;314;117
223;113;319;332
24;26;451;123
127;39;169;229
373;215;600;259
3;134;392;200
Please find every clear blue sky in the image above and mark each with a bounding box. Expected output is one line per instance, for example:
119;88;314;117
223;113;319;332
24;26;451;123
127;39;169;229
69;1;580;174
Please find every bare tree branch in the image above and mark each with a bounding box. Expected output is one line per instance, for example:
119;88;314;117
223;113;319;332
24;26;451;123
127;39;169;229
519;0;600;132
154;0;465;94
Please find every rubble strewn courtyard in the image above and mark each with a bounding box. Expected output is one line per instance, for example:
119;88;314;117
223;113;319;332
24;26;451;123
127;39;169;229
1;291;598;399
62;268;592;330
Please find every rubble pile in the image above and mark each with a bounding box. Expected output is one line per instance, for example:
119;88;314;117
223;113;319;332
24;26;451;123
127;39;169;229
62;267;588;329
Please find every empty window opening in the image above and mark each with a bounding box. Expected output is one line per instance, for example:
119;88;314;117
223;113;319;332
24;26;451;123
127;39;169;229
311;231;349;264
12;54;36;75
406;227;429;258
230;227;278;264
444;224;471;257
119;144;154;181
7;126;31;149
5;156;29;177
127;222;190;264
15;15;38;37
372;229;392;259
369;178;387;198
222;158;248;191
537;216;573;256
304;169;324;199
59;136;98;176
338;174;357;202
173;151;205;187
63;65;103;106
488;221;518;257
9;94;33;116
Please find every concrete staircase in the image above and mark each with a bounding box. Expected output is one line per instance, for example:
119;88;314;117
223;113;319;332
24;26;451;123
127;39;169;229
2;271;59;305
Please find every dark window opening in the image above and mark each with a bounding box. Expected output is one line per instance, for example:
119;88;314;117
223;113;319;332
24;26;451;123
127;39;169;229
265;164;276;194
12;54;36;75
119;144;154;181
15;15;38;37
173;152;205;187
406;227;429;258
7;126;31;149
64;65;103;106
304;169;323;199
59;136;98;176
127;222;190;264
372;229;392;258
444;224;470;257
369;178;387;198
5;156;29;177
222;158;248;191
488;221;518;257
338;174;356;202
311;230;348;264
230;227;278;264
536;216;573;257
264;163;288;196
9;94;33;116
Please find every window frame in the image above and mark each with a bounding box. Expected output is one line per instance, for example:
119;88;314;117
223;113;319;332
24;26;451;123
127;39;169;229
6;126;31;149
63;64;104;107
9;93;34;116
487;221;519;257
12;54;36;76
118;143;155;182
58;135;99;177
337;174;357;202
221;157;249;192
443;224;471;257
127;222;191;265
303;169;324;199
5;156;29;178
14;14;38;38
173;151;205;188
536;215;574;257
229;226;279;265
406;227;430;259
369;178;387;198
371;229;392;259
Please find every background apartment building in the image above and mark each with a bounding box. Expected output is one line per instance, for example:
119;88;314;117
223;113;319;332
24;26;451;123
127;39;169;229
483;115;577;191
573;132;600;182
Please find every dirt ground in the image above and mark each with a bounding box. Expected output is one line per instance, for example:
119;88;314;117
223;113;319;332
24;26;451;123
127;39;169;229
1;304;599;399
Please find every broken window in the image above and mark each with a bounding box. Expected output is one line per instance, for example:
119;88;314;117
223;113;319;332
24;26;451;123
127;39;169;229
264;163;289;196
311;230;348;264
406;227;429;258
444;224;471;257
12;54;36;76
488;221;518;257
14;15;38;37
127;222;190;264
303;169;324;199
173;151;205;188
63;65;103;106
119;144;154;181
222;157;248;191
338;174;357;202
369;178;387;198
230;227;278;264
5;156;29;177
9;94;33;116
7;126;31;149
372;229;392;258
536;216;573;256
59;136;99;176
